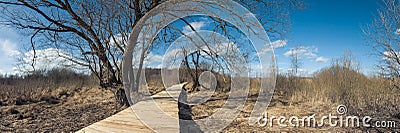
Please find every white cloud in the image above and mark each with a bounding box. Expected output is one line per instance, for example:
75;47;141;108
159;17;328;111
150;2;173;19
395;29;400;35
18;48;87;73
0;39;20;74
129;48;165;69
284;46;325;62
183;21;206;34
316;56;329;63
258;40;288;56
383;51;400;60
109;33;128;52
271;40;288;48
145;52;163;68
284;46;308;57
0;39;20;56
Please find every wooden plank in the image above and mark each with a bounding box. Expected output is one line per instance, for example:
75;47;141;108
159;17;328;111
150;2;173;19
77;83;185;133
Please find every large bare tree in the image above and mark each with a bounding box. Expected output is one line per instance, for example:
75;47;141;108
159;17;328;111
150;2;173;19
0;0;302;105
363;0;400;88
0;0;137;87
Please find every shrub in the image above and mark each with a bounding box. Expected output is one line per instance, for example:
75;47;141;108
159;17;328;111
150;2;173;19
0;68;96;106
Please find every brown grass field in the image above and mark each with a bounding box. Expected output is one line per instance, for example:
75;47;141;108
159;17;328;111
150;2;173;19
181;65;400;132
1;67;400;132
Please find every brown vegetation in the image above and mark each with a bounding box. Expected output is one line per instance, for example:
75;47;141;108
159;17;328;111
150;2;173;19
0;68;164;132
0;69;97;106
187;63;400;132
2;65;399;132
286;65;400;132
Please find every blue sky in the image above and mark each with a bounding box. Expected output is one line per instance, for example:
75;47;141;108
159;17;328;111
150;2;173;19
273;0;382;76
0;0;384;76
0;27;21;74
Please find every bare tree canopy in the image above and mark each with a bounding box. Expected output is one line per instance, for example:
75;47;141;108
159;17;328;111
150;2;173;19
0;0;302;88
363;0;400;84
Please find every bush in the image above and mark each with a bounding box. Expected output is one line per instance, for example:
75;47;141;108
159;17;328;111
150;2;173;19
0;68;97;106
287;65;400;124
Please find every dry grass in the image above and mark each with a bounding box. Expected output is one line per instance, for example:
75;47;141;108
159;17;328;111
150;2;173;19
286;66;400;132
186;65;400;132
145;68;166;95
0;86;116;132
0;69;97;106
0;68;167;132
2;67;399;132
0;69;115;132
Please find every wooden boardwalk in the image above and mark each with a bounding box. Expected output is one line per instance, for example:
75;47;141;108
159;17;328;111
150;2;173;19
77;83;185;133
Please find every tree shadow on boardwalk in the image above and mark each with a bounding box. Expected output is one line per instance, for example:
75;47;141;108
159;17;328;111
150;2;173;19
178;87;202;133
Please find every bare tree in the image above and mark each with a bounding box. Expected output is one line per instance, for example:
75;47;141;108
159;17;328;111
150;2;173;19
0;0;301;83
340;50;360;72
0;0;139;87
0;0;302;105
363;0;400;88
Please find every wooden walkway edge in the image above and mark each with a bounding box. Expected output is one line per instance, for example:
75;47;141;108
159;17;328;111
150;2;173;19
77;83;185;133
